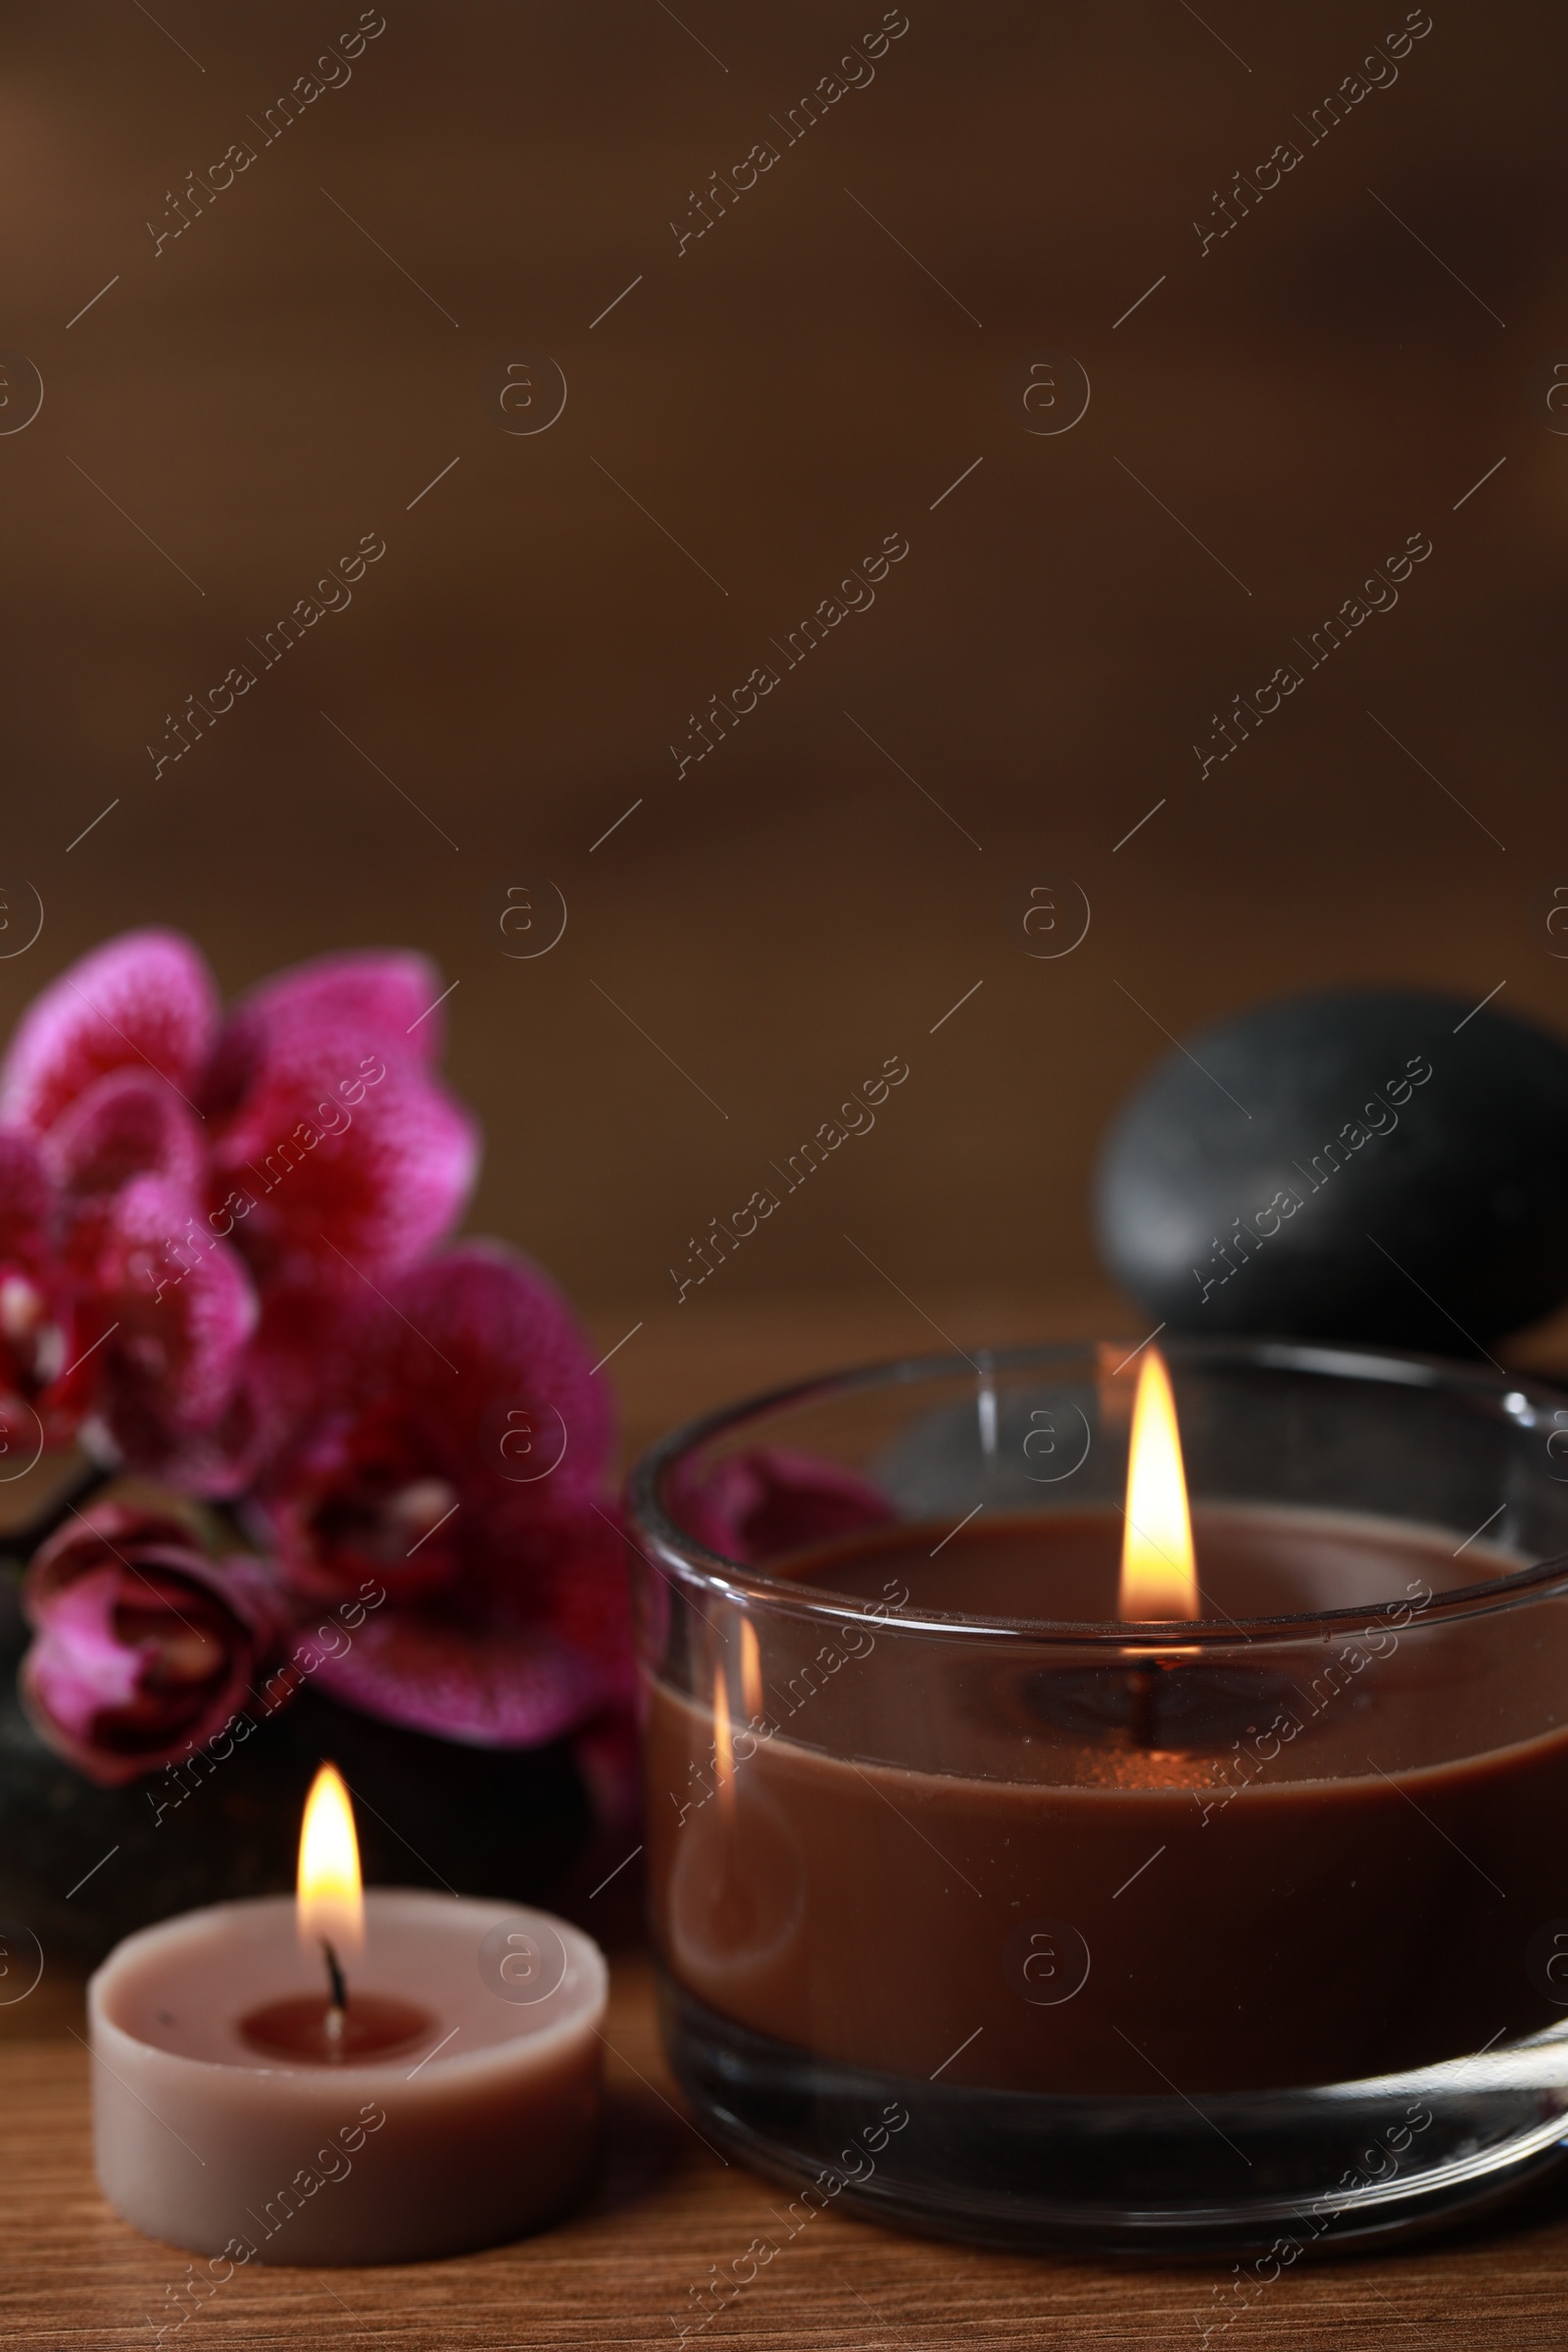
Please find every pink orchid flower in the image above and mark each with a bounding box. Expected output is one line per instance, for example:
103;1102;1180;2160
0;929;477;1491
6;931;639;1819
254;1244;632;1748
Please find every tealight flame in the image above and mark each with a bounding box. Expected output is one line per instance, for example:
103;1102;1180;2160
739;1618;762;1723
712;1668;736;1827
1118;1349;1199;1621
297;1762;365;1959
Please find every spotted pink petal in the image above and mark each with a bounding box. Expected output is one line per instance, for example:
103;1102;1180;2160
24;1565;147;1731
0;1128;53;1267
380;1245;615;1518
291;1503;631;1744
206;952;451;1114
84;1174;259;1471
257;1257;626;1748
44;1067;206;1204
294;1502;632;1747
177;1281;357;1499
0;929;218;1138
304;1605;606;1747
206;1023;478;1287
255;1244;615;1605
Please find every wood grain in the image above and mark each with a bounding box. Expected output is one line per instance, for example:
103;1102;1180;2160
6;1952;1568;2351
3;0;1565;1326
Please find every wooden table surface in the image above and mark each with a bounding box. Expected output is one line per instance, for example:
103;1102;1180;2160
8;1291;1568;2350
9;1951;1568;2352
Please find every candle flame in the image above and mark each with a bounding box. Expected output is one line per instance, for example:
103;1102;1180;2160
712;1668;736;1827
297;1762;364;1958
739;1618;762;1723
1118;1349;1199;1620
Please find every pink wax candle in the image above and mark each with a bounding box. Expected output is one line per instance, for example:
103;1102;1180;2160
87;1767;607;2265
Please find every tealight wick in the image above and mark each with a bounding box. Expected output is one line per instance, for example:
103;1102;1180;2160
1126;1663;1161;1751
321;1936;348;2053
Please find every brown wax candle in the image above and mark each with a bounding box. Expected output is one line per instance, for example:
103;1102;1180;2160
89;1892;608;2263
239;1990;433;2063
647;1506;1567;2098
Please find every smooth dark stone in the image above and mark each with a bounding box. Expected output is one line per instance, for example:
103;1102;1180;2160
1095;989;1568;1349
0;1575;591;1969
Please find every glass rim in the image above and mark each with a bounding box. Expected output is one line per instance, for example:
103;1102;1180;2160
623;1335;1568;1649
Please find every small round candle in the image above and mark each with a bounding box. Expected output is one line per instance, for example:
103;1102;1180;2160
88;1767;608;2265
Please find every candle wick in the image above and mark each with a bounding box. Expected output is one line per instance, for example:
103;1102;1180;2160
321;1936;349;2037
1127;1663;1161;1751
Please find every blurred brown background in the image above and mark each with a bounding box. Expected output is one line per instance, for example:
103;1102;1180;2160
2;0;1563;1422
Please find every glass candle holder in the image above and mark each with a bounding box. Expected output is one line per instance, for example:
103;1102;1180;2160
625;1339;1568;2255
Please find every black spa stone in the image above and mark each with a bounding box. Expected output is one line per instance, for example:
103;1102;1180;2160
1095;989;1568;1350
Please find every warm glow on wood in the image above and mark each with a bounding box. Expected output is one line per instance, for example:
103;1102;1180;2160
297;1762;365;1957
1118;1349;1199;1619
